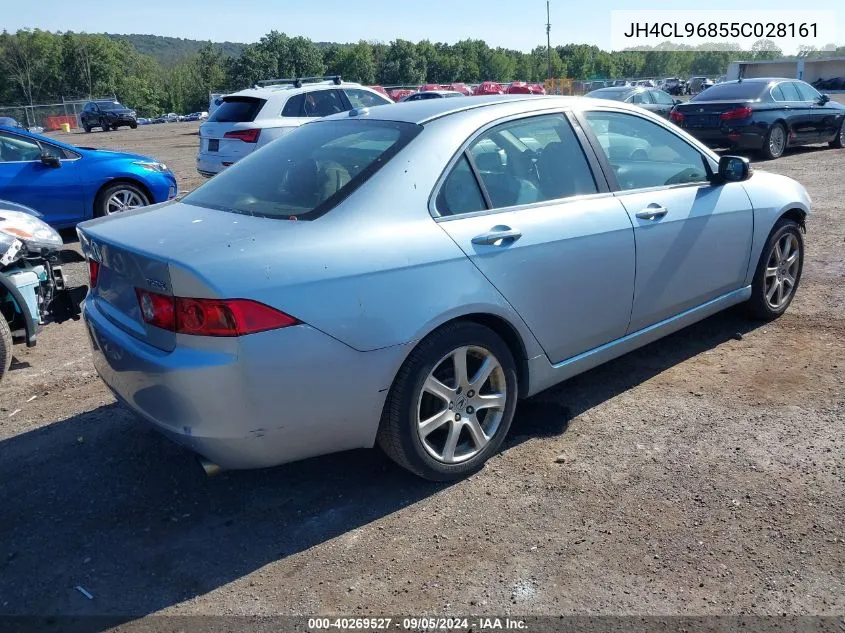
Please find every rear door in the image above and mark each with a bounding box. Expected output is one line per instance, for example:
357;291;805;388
0;130;84;226
579;109;754;333
772;82;815;143
435;112;636;364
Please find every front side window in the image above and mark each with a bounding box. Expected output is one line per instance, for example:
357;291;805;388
584;111;709;190
650;90;675;105
345;88;391;109
183;120;420;221
0;132;41;162
794;82;821;102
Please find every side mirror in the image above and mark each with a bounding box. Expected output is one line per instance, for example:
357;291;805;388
673;98;681;106
715;155;750;183
40;153;61;168
819;94;830;104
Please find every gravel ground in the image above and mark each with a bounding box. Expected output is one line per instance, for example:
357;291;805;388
0;120;843;622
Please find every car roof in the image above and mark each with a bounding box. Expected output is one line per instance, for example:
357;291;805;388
325;94;652;125
224;81;368;101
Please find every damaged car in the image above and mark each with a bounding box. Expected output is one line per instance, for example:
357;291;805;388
1;200;87;380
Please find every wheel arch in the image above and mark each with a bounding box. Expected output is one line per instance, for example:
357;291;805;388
779;207;807;232
92;178;153;217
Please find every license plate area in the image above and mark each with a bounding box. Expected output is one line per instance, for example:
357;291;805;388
208;139;219;152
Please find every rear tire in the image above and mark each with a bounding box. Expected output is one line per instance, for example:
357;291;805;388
377;322;518;481
830;120;845;149
0;316;12;382
760;122;787;160
745;218;804;320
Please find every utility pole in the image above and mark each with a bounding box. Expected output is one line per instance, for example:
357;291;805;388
546;0;553;79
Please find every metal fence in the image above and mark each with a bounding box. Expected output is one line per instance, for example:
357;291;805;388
0;96;116;131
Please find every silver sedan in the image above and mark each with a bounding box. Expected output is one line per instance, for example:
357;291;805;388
78;95;810;480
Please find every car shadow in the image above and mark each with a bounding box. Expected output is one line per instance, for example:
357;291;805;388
0;309;761;625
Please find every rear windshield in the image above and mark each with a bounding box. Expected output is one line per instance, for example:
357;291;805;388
208;97;266;123
183;119;421;220
691;82;766;101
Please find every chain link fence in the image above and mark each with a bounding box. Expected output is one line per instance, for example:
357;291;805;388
0;96;116;131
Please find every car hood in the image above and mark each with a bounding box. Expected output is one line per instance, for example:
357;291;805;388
75;147;156;163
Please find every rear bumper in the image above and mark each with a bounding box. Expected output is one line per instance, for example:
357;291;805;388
196;151;243;177
83;296;404;469
683;126;766;151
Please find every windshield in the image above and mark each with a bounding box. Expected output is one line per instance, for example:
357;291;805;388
692;82;766;101
99;102;127;111
183;119;421;220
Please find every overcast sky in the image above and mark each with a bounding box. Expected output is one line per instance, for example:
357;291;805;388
3;0;843;52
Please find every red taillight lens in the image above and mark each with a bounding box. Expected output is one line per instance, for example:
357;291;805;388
136;290;297;336
136;289;176;330
88;260;100;288
223;128;261;143
670;110;684;123
720;107;753;121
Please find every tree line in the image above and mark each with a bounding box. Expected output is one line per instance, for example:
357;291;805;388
1;29;842;117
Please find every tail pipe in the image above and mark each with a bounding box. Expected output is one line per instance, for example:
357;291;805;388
198;456;222;477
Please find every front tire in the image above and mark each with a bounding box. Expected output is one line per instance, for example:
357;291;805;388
129;122;137;129
0;316;12;382
745;218;804;320
83;123;91;133
760;122;787;160
94;182;150;217
377;322;518;481
830;120;845;149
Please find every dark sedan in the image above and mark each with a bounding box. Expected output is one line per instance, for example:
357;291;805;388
670;78;845;159
585;86;679;120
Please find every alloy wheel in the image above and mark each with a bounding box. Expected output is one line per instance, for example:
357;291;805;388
769;126;786;157
416;345;507;464
106;189;145;214
764;233;800;310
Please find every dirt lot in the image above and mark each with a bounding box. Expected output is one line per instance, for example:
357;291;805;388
0;120;843;623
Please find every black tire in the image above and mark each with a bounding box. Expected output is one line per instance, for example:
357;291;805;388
101;119;110;131
377;322;519;481
83;123;91;133
94;182;150;218
760;122;787;160
0;316;12;382
830;119;844;149
129;122;137;130
745;218;804;320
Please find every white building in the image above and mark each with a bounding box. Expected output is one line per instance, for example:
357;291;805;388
726;56;845;88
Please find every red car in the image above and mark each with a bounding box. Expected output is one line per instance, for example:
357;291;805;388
473;81;505;96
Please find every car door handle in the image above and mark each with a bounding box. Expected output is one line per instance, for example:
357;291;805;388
636;206;668;221
471;226;522;245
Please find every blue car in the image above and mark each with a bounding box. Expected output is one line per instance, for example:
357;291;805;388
0;125;177;228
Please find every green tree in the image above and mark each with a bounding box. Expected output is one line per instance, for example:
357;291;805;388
750;39;782;61
378;39;425;85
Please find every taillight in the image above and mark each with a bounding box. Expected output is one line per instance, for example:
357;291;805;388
720;107;753;121
88;260;100;288
223;128;261;143
670;110;684;123
135;289;298;336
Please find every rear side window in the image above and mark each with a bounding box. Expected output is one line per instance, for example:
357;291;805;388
303;90;347;117
775;82;801;102
208;97;266;123
629;92;651;104
436;155;486;216
282;94;305;117
183;120;421;221
691;82;765;101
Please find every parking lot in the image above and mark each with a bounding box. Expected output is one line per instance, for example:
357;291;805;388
0;120;843;620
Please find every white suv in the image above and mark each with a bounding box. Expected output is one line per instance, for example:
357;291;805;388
196;78;392;177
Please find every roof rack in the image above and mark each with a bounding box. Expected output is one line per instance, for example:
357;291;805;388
255;75;343;89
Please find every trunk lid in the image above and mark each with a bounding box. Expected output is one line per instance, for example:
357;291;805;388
78;201;311;351
675;100;751;129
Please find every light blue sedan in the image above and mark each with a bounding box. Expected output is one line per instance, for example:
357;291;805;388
77;96;810;480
